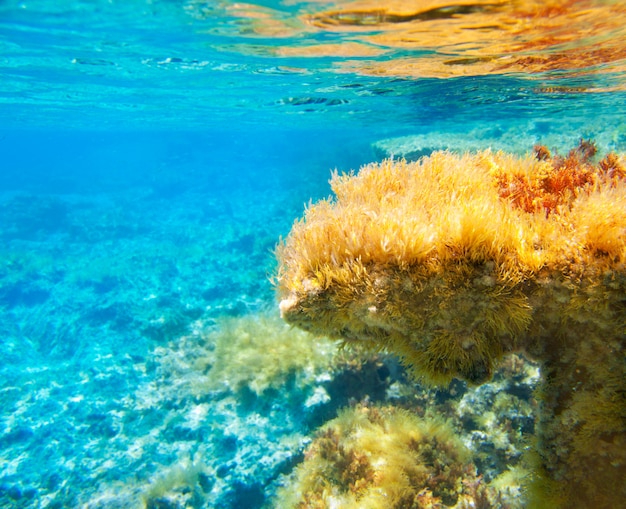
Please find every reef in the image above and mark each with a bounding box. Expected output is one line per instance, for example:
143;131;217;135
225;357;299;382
276;142;626;508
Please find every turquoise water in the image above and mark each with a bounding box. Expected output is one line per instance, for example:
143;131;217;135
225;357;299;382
1;1;625;508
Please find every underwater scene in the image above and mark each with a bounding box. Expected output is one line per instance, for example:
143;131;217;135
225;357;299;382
1;1;625;508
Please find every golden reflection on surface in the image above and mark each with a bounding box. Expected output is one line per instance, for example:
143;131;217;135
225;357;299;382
276;42;386;58
323;0;626;79
186;1;304;38
188;0;626;82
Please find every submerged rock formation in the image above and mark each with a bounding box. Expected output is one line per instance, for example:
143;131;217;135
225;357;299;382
276;143;626;508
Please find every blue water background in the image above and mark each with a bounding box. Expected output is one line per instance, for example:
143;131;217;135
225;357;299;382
1;0;625;507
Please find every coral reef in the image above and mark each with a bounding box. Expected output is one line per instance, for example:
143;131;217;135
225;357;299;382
270;404;518;508
276;143;626;508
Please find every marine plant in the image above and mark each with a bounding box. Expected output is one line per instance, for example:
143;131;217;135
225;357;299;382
142;457;208;508
275;142;626;508
193;312;339;396
271;404;508;509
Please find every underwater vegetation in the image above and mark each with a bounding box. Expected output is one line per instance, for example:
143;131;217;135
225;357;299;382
144;312;540;509
75;313;346;509
271;404;518;509
276;142;626;508
183;313;340;396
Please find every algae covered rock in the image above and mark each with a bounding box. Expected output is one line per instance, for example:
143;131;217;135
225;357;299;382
276;143;626;508
271;404;510;509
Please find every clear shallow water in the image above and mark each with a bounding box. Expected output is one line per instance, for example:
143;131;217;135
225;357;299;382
0;1;625;508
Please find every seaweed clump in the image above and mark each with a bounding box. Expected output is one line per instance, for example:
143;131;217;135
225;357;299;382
276;142;626;508
494;140;624;216
271;404;508;509
190;313;339;396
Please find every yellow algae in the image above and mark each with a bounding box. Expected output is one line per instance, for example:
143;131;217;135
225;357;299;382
193;313;339;396
276;143;626;508
270;404;513;509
